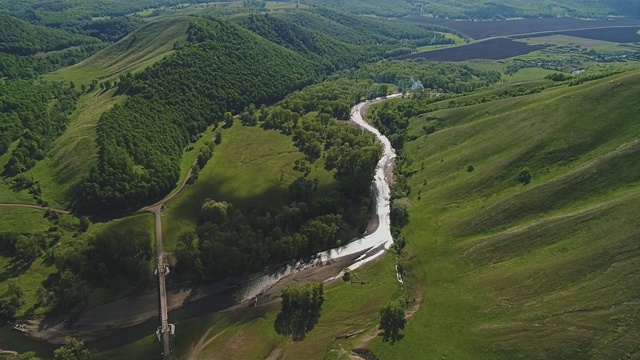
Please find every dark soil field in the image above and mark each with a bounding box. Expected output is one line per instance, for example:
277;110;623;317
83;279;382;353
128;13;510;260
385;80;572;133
511;26;640;43
396;38;541;61
404;16;640;39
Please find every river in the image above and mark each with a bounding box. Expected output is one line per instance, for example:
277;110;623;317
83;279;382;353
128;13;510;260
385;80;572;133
0;94;401;356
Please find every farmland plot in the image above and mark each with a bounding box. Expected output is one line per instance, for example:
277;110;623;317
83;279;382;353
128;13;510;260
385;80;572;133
397;38;541;61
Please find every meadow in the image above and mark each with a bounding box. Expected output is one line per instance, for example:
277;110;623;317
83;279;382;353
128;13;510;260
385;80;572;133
45;16;191;85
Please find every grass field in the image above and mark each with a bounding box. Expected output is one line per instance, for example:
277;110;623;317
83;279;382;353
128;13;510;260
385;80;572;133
161;122;336;251
185;256;400;360
0;207;51;233
45;16;192;85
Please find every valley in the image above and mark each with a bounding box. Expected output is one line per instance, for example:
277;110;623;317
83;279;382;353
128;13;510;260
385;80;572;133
0;0;639;359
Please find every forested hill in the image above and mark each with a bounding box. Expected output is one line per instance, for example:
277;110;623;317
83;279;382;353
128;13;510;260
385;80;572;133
272;8;460;50
242;8;458;69
241;14;376;73
79;19;321;212
0;14;106;79
0;14;99;55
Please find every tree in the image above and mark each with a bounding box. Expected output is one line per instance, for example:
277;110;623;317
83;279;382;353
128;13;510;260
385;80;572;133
14;233;46;262
390;197;411;228
391;236;406;256
379;300;406;343
424;124;437;134
0;280;24;316
201;199;232;226
517;168;532;185
19;352;42;360
196;141;214;168
223;111;234;128
189;164;200;183
53;337;98;360
79;216;90;233
275;282;324;340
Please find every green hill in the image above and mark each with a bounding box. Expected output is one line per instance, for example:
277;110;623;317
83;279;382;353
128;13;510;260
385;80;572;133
367;70;640;359
30;17;193;208
273;8;455;49
0;14;99;56
45;16;192;85
78;18;320;212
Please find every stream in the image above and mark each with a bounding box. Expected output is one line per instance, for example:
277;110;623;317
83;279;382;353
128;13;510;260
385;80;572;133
0;95;401;356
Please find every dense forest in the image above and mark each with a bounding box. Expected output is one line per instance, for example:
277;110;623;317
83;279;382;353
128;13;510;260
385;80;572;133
0;14;108;79
361;61;502;150
241;13;378;72
0;80;78;176
0;14;99;55
242;8;461;66
2;0;206;23
0;45;105;80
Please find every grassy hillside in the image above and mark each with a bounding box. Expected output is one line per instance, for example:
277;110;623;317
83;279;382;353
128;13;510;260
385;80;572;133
30;17;191;207
367;70;640;359
45;16;191;85
26;88;126;208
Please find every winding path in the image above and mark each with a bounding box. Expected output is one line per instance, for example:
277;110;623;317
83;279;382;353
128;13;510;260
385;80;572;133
0;203;70;214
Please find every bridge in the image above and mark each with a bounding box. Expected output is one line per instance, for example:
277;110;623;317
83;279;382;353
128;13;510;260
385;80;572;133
150;206;175;359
